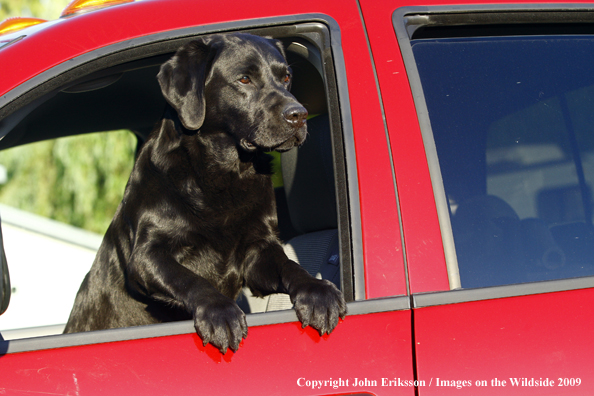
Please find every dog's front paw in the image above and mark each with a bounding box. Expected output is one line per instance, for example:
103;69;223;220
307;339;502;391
193;295;248;354
291;279;347;336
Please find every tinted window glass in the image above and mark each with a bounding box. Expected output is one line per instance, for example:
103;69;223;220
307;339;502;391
413;35;594;288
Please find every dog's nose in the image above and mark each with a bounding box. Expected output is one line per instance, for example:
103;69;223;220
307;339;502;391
283;105;308;128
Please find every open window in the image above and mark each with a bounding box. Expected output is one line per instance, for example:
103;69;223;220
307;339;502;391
0;21;356;341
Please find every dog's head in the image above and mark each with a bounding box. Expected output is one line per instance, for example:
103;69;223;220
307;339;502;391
157;33;308;152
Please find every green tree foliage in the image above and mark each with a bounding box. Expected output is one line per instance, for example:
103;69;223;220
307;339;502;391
0;131;136;234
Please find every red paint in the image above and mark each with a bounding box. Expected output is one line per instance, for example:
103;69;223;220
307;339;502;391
359;0;450;294
414;288;594;395
0;312;414;395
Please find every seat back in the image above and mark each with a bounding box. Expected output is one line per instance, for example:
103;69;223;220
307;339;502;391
264;114;339;311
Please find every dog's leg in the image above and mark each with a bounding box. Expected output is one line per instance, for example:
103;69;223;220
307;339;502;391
244;243;347;335
127;240;248;354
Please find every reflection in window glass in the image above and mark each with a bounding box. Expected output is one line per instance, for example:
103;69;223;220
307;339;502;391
413;35;594;288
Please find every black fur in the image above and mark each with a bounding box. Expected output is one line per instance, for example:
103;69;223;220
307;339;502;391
64;33;347;354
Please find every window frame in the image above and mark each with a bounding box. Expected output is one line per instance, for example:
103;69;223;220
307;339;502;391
0;14;366;352
393;4;594;299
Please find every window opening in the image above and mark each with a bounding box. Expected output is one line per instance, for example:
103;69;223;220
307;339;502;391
0;24;355;340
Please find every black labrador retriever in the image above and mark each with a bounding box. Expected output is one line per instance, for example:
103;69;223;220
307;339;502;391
64;33;347;353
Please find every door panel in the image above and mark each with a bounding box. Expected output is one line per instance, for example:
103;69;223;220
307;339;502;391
0;2;416;394
0;307;415;395
376;4;594;395
414;286;594;395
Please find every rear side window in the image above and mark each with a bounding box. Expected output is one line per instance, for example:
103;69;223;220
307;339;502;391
413;26;594;288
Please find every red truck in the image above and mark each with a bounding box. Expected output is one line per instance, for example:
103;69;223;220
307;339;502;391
0;0;593;394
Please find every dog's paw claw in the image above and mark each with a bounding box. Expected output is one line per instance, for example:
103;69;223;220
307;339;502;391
292;279;347;336
193;296;247;354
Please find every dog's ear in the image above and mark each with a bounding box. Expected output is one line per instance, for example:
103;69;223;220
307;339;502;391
157;38;217;131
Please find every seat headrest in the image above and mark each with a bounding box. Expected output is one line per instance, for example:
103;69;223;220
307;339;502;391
285;41;327;116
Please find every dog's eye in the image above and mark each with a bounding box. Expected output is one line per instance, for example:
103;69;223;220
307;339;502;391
239;76;251;84
284;74;291;84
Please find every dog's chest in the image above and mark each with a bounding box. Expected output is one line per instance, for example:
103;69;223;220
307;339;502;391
179;168;276;261
197;167;274;217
